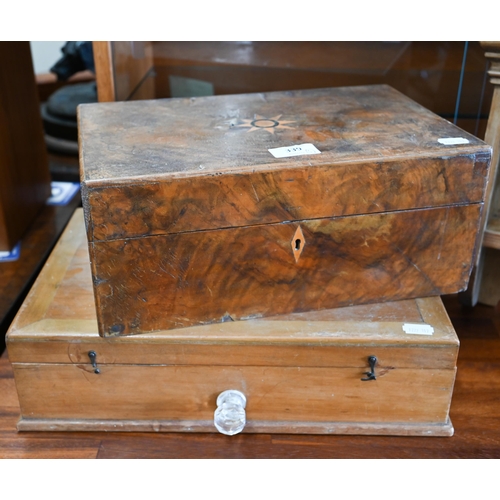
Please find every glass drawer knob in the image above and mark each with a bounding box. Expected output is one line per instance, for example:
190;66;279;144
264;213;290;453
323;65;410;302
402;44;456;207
214;389;247;436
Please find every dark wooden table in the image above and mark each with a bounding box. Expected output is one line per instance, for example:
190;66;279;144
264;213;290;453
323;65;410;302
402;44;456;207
1;294;499;459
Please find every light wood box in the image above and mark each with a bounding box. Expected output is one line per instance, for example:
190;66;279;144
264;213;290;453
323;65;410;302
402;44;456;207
7;209;459;436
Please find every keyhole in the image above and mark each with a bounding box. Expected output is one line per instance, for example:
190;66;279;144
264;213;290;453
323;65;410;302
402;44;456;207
291;226;306;263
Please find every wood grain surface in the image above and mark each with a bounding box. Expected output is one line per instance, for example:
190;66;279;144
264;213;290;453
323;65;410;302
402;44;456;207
79;85;488;185
78;85;491;335
0;42;51;251
91;204;481;335
86;154;488;242
8;209;459;350
108;42;155;102
8;209;469;345
92;41;495;141
1;294;500;458
149;42;492;128
12;364;455;426
92;42;115;103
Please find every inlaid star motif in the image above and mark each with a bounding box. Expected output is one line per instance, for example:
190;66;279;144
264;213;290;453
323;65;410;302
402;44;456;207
236;114;296;134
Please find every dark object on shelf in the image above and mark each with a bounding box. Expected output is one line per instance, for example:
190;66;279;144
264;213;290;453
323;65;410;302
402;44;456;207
50;42;94;81
41;82;97;155
42;42;97;158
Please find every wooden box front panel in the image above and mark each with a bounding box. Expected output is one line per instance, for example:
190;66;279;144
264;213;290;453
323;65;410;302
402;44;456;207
12;363;456;429
85;154;488;242
91;204;480;335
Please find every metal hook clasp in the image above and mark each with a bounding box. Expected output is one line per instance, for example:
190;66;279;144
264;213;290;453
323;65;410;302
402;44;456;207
88;350;100;374
361;355;377;381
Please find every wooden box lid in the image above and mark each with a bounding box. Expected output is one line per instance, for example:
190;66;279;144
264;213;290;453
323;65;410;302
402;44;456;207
79;85;491;242
7;209;459;369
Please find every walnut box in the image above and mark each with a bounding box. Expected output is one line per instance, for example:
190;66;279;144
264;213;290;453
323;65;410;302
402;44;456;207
7;209;459;436
78;85;491;336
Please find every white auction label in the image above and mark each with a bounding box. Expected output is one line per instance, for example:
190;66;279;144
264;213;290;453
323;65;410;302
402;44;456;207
402;323;434;335
268;143;321;158
438;137;470;145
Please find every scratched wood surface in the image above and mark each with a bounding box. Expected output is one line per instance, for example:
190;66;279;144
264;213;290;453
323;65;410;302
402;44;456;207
79;85;488;184
6;209;458;435
79;85;491;335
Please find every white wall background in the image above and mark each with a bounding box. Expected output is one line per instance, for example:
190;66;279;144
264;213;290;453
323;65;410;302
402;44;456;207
30;41;65;74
